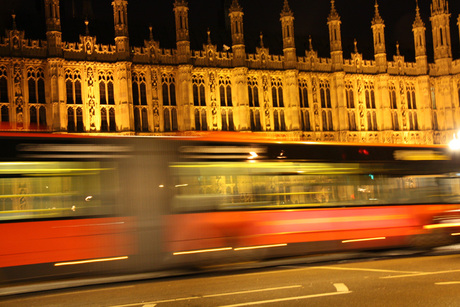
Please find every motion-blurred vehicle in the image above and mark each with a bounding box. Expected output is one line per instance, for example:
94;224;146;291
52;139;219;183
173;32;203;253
2;132;460;294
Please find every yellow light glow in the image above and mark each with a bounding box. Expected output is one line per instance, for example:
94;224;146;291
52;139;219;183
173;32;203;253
173;247;232;255
424;223;460;230
248;152;258;159
54;256;128;267
342;237;386;243
234;243;287;251
451;233;460;236
175;184;188;188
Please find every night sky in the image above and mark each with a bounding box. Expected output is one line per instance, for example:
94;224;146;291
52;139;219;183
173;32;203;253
1;0;460;62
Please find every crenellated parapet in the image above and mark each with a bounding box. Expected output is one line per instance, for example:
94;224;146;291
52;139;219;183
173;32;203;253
0;0;459;145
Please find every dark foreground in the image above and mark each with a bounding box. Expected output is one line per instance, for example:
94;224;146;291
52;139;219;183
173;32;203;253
2;245;460;307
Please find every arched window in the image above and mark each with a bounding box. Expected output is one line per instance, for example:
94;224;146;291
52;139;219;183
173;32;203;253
142;108;149;131
271;78;283;108
39;106;46;127
76;107;84;132
164;109;170;131
1;105;8;123
28;79;37;104
171;108;178;131
299;87;309;108
134;108;141;131
132;73;147;106
302;110;311;131
65;70;82;105
28;69;46;104
109;108;116;131
0;77;8;102
201;109;207;131
320;88;326;108
101;108;108;132
221;109;227;131
67;108;75;132
30;106;37;125
250;109;262;131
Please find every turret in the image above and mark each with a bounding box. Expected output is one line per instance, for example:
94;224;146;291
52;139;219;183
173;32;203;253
371;0;387;72
430;0;452;60
280;0;296;69
44;0;62;57
229;0;246;67
327;0;343;71
112;0;130;59
412;0;427;73
174;0;191;64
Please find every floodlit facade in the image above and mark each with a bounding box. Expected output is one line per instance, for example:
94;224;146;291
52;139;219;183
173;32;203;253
1;0;460;144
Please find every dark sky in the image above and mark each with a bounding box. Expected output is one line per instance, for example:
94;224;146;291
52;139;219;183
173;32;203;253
1;0;460;62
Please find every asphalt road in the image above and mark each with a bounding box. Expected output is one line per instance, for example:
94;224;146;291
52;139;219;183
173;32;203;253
3;247;460;307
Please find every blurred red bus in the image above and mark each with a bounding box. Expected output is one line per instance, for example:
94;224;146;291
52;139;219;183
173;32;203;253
1;132;460;293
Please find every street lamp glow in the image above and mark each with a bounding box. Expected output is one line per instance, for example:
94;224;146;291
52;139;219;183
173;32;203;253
449;131;460;151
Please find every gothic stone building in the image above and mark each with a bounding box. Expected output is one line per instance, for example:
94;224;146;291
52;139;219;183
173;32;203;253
1;0;460;144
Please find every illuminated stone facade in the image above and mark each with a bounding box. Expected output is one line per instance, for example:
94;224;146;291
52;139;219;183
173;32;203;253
1;0;460;144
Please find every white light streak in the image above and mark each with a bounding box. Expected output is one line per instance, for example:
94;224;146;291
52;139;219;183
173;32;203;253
173;247;232;255
234;243;287;251
342;237;386;243
54;256;128;266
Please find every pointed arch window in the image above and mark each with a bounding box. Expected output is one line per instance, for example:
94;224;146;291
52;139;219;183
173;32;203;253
101;108;108;132
389;84;397;109
28;68;46;104
345;81;355;109
302;110;311;131
319;80;331;109
76;108;84;132
271;78;284;108
39;106;46;127
162;74;176;106
192;75;206;107
65;70;82;105
348;111;357;131
392;112;400;131
0;77;8;103
67;108;75;132
219;77;232;107
248;78;260;108
299;79;309;108
321;110;333;131
109;108;116;131
132;72;147;106
221;109;234;131
1;105;8;124
407;84;417;110
30;106;37;126
164;108;178;132
99;72;115;105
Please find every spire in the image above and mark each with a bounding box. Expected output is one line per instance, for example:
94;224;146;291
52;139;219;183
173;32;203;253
85;19;89;36
260;31;264;48
372;0;384;25
207;28;212;45
431;0;449;15
149;26;154;41
413;0;424;28
280;0;293;18
354;38;358;53
328;0;340;21
396;41;400;56
11;13;17;30
309;35;313;51
229;0;242;13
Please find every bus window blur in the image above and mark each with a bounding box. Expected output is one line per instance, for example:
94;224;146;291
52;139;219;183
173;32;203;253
170;161;460;212
0;161;118;220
